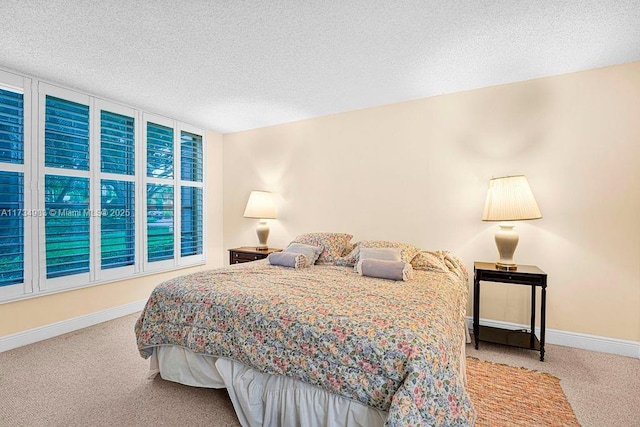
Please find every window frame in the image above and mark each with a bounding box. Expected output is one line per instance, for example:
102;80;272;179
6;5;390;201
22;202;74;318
93;99;141;282
179;123;205;265
0;70;32;301
38;84;92;291
142;113;177;272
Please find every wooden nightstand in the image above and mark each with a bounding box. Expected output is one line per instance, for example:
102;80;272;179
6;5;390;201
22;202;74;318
228;247;282;264
473;261;548;361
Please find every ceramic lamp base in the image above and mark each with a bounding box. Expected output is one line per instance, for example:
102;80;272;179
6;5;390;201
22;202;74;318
495;224;519;270
255;220;270;250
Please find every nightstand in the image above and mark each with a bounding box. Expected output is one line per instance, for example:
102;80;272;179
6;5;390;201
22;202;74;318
473;262;548;361
228;247;282;264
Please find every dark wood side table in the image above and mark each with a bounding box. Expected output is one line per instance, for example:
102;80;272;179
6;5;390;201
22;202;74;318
473;261;548;361
228;247;282;264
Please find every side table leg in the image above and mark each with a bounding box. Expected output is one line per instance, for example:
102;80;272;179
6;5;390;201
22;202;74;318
473;274;480;349
540;284;547;361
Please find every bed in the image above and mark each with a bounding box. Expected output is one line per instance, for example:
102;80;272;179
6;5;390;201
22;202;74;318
135;235;476;426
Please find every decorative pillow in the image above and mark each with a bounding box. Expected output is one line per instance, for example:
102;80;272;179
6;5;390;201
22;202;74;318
335;240;421;267
284;242;323;267
410;250;449;272
356;259;413;281
359;247;402;262
341;241;357;257
268;252;307;269
292;232;353;264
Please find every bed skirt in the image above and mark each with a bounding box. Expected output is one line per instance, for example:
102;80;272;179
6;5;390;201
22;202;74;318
149;345;387;427
146;325;469;427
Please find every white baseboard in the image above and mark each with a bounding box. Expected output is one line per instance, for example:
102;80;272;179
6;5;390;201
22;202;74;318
466;317;640;359
0;299;148;353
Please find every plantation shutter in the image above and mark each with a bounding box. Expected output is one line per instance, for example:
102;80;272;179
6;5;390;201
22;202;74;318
180;130;203;258
180;131;203;182
147;183;174;262
100;109;135;271
0;87;25;287
101;111;135;175
180;186;202;257
44;95;90;279
146;122;173;178
45;96;90;170
45;175;90;278
101;180;135;269
0;88;24;164
0;171;24;286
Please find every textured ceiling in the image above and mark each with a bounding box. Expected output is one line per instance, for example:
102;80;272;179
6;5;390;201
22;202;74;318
1;1;639;133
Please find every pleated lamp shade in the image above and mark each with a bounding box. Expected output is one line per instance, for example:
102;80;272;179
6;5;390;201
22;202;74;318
482;175;542;221
243;191;276;219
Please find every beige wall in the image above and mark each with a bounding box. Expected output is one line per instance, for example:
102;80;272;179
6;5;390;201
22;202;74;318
223;62;640;342
0;130;224;337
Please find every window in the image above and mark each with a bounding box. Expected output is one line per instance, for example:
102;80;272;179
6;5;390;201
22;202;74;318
0;69;206;303
180;130;203;258
181;186;202;257
0;80;26;295
101;179;135;269
147;122;173;178
0;88;23;165
45;96;90;170
101;110;135;175
99;108;136;274
0;171;23;286
145;119;175;266
44;175;90;278
143;119;205;268
44;94;91;281
147;183;174;262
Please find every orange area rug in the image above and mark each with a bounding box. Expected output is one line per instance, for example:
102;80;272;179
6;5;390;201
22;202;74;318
466;357;580;426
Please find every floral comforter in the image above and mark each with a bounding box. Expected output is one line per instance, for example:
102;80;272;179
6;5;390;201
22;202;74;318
135;258;475;426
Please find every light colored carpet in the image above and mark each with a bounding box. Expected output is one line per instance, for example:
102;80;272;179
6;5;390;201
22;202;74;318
0;313;638;426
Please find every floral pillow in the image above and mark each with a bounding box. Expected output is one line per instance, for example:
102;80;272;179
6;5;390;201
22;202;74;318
335;240;421;267
410;250;449;272
292;232;353;264
410;251;469;282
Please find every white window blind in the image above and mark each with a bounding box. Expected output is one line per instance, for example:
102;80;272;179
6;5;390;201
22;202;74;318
180;186;202;257
44;175;90;278
99;108;136;272
0;171;24;286
0;88;24;164
180;130;203;258
146;122;173;178
147;183;174;262
45;96;90;171
0;86;24;288
43;93;91;280
101;179;135;269
180;131;203;182
101;110;135;175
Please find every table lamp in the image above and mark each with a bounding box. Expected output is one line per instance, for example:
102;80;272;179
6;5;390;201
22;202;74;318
243;190;276;250
482;175;542;270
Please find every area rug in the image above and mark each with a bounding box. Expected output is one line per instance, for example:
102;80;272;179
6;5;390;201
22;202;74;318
466;357;580;426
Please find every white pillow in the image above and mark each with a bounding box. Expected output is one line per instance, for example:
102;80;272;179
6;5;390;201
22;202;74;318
359;247;402;262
